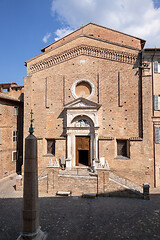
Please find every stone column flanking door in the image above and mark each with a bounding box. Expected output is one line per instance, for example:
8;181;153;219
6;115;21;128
94;132;98;161
67;133;72;161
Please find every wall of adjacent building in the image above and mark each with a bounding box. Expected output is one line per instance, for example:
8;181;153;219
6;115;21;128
143;50;160;187
0;85;23;178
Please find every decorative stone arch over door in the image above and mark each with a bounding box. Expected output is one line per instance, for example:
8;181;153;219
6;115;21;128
71;115;94;128
67;115;97;167
71;115;94;166
64;97;101;167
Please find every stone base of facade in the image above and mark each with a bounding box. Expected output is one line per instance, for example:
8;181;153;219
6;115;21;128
17;167;146;198
17;229;47;240
17;165;149;199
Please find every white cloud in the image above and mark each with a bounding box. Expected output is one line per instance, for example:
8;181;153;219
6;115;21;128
51;0;160;47
54;27;74;41
43;32;52;43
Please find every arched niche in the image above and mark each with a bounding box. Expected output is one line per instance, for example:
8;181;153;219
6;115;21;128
71;115;94;128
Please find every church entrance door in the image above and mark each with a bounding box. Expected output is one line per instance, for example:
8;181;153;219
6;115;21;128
76;136;90;166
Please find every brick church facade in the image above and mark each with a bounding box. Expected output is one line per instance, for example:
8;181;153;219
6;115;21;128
20;23;159;195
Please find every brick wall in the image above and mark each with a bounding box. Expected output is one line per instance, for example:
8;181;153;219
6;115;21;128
0;86;23;178
24;23;154;188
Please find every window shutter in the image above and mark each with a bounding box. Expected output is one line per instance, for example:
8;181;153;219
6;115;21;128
14;107;18;116
158;63;160;73
13;152;17;161
47;140;52;154
52;139;55;155
117;140;123;155
47;139;55;155
155;127;160;143
117;140;127;157
154;95;159;110
13;131;15;142
154;61;158;73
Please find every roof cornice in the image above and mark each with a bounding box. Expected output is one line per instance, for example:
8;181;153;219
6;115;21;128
26;33;141;65
0;93;23;103
28;44;139;75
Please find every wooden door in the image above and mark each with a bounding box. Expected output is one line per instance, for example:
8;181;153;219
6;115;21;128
76;136;90;166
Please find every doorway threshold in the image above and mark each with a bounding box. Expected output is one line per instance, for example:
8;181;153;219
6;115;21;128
75;165;90;168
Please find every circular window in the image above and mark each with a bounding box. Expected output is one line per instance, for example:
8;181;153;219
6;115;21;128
71;79;95;99
75;81;91;98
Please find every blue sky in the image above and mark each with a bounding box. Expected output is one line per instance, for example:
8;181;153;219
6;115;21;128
0;0;160;86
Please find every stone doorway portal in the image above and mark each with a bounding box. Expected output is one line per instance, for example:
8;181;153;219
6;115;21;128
76;136;90;166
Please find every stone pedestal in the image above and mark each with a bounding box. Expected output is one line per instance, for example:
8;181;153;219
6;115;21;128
16;174;23;191
143;183;150;200
96;169;109;195
17;228;47;240
17;134;47;240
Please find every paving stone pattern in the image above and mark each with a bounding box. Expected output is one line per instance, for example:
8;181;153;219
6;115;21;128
0;174;160;240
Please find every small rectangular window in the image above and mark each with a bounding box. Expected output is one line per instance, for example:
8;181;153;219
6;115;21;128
14;106;18;116
0;103;2;115
154;61;160;73
155;126;160;143
47;139;55;155
154;95;160;110
13;131;18;142
117;139;129;158
2;88;9;93
12;151;17;161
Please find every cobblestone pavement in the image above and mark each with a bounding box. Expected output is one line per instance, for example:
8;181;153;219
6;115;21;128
0;174;160;240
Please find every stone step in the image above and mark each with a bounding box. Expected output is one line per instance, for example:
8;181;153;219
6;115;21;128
56;191;71;196
82;193;97;198
59;168;91;176
99;189;144;199
58;174;97;179
109;172;142;193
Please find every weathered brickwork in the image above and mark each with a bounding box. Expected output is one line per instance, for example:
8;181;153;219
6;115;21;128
0;83;24;178
26;167;143;197
23;23;154;194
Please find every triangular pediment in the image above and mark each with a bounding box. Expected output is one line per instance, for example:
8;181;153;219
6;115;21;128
26;22;144;75
41;22;145;53
64;98;101;110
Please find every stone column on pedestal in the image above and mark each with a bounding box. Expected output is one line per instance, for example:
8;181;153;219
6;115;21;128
17;110;47;240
